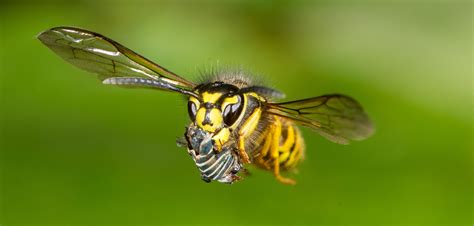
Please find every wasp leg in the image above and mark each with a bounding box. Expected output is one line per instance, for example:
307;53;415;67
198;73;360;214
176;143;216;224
238;135;251;164
240;168;251;176
273;158;296;185
237;107;263;164
270;119;296;185
255;129;274;170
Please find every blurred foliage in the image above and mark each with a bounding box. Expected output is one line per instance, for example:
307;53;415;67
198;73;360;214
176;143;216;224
1;0;472;225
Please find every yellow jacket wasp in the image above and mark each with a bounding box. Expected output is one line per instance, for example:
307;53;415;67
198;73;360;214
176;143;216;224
38;27;374;185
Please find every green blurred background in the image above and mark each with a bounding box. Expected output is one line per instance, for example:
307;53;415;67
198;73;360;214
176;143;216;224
1;0;472;225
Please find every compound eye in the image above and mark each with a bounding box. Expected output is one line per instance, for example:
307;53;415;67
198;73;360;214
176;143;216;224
222;95;243;126
187;101;198;121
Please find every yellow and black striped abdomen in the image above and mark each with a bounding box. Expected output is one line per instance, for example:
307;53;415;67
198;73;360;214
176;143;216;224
253;116;305;171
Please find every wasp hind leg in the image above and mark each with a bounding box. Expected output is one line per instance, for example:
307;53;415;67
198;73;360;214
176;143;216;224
273;158;296;185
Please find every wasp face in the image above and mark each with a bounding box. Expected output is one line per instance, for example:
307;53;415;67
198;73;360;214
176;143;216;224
187;82;244;151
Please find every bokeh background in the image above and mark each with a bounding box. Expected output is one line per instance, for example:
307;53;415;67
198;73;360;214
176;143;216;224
1;0;472;225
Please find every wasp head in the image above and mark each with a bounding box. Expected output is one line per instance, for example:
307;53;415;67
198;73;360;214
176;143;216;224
187;82;245;151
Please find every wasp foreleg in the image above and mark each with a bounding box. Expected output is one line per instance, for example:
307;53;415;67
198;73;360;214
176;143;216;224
238;135;251;164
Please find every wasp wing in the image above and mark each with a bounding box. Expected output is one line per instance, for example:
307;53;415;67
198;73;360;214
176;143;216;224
37;26;195;92
266;94;374;144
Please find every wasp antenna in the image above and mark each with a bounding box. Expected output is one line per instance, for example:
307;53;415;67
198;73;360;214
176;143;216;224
103;77;199;98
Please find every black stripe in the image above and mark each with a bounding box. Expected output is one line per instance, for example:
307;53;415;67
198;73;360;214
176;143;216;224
280;125;288;146
202;108;213;126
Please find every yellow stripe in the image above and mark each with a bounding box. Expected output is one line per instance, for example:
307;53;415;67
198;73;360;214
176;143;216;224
280;125;295;151
284;131;301;168
279;149;290;163
212;128;230;152
220;95;239;111
229;94;248;130
271;118;282;158
239;107;261;139
202;92;222;103
195;107;206;128
189;96;200;106
278;125;295;163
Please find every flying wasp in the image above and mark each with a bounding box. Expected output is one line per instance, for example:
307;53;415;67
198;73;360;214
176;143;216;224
38;27;374;185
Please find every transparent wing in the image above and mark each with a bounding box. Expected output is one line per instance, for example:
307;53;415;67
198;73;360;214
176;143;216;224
37;26;195;91
266;94;374;144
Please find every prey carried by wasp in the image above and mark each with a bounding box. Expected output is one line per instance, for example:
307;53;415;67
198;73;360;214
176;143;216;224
38;27;374;185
